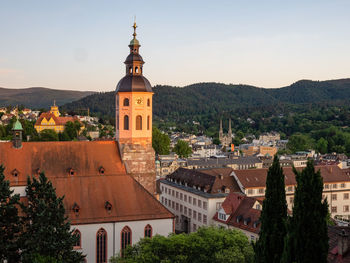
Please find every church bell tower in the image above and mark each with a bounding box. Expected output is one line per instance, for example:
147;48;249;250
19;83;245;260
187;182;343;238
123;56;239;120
115;23;156;194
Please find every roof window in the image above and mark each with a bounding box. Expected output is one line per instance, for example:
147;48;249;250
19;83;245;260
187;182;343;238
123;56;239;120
72;203;80;215
11;169;19;177
99;166;105;175
69;168;76;176
105;201;112;212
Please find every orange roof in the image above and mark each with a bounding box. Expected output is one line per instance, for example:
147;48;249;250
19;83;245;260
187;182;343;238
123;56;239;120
0;141;173;224
234;165;350;188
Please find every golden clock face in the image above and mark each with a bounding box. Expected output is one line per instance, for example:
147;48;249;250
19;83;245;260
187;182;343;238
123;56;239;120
135;97;143;105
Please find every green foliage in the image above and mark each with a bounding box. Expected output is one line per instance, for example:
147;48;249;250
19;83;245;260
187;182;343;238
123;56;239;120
64;121;82;140
110;227;254;263
152;127;170;155
30;254;62;263
173;140;192;158
39;129;59;141
286;133;314;153
282;161;329;263
254;156;287;263
316;137;328;154
20;173;84;263
0;165;21;262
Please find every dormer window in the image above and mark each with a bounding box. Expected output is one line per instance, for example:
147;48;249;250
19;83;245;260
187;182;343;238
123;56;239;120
99;166;105;175
72;203;80;215
11;169;19;177
236;215;243;223
69;168;76;176
244;217;251;225
218;212;226;221
105;201;112;212
253;220;260;228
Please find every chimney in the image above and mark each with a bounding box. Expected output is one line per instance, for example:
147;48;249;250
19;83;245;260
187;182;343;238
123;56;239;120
338;229;349;256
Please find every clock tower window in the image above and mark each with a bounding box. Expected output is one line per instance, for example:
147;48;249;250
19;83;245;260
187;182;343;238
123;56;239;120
147;116;150;130
136;115;142;130
123;98;129;106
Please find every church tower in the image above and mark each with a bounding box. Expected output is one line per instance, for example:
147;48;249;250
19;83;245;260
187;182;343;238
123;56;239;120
115;23;156;194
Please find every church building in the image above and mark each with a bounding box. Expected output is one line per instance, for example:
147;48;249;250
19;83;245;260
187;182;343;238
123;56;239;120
219;119;232;147
0;23;174;263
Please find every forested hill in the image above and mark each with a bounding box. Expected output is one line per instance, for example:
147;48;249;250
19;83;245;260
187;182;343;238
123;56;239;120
0;87;95;109
61;78;350;121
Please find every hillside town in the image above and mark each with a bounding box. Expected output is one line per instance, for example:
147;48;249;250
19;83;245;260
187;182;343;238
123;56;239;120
1;10;350;263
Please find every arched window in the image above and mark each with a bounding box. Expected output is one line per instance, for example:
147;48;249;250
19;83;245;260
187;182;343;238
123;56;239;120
135;67;138;73
73;229;81;248
147;98;150;107
124;115;129;130
96;228;107;263
121;226;132;255
144;224;152;238
136;115;142;130
123;98;129;106
147;116;150;130
129;67;132;74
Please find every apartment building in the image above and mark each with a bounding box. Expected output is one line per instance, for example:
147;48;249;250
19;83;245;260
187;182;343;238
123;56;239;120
159;168;243;233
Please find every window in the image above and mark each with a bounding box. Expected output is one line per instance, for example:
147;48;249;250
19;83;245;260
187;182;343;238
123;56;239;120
324;184;329;189
189;208;192;217
287;186;293;192
121;226;131;256
344;193;349;200
165;188;167;194
136;115;142;130
216;202;222;211
135;67;139;73
331;206;337;213
172;201;175;209
176;191;179;198
172;190;175;197
198;200;202;208
218;213;226;221
124;115;129;130
161;197;164;204
189;196;192;204
147;116;150;130
180;193;183;200
198;213;202;222
147;99;150;107
123;98;129;106
203;201;208;210
203;215;207;224
180;204;183;213
184;195;187;202
289;197;294;204
248;189;253;195
258;188;264;194
184;206;187;215
165;198;167;206
73;229;81;249
344;206;349;212
193;198;197;206
256;204;261;210
341;183;346;188
176;203;179;211
332;194;337;200
144;225;152;238
193;210;197;220
333;184;338;189
96;228;107;263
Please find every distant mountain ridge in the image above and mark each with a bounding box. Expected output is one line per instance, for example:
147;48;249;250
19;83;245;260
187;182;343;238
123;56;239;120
0;87;95;109
60;78;350;121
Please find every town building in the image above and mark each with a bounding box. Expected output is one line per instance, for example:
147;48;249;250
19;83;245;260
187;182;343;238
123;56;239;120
159;167;243;233
328;226;350;262
219;119;232;147
1;23;174;263
191;144;221;158
155;154;187;178
34;102;82;133
213;192;262;241
186;156;263;170
233;166;350;220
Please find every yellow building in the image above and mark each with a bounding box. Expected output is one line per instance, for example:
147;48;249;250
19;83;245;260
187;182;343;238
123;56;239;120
34;103;81;133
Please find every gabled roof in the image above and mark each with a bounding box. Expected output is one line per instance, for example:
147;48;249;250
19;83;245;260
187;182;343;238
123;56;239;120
213;192;261;234
328;226;350;263
0;140;174;224
35;112;80;126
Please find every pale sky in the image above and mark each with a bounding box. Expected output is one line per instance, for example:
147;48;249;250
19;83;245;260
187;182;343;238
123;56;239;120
1;0;349;91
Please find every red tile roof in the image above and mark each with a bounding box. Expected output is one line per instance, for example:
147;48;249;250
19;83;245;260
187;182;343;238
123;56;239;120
213;192;261;234
328;226;350;263
233;166;350;189
35;112;80;126
0;141;174;224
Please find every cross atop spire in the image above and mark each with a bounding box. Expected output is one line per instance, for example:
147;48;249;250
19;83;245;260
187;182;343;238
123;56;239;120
132;21;137;39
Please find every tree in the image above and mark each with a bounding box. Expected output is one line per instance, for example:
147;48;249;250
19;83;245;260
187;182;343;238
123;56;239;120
173;140;192;158
20;173;84;263
254;156;287;263
64;121;82;140
316;137;328;154
152;127;170;155
0;165;21;263
39;129;59;141
282;161;329;263
286;133;314;153
110;226;254;263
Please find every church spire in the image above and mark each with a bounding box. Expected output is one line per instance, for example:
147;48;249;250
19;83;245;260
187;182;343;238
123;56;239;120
228;119;232;136
219;119;223;136
124;22;144;76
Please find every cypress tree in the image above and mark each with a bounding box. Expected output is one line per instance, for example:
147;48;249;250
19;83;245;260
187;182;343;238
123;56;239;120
254;156;287;263
0;165;21;263
282;160;329;263
20;173;84;263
